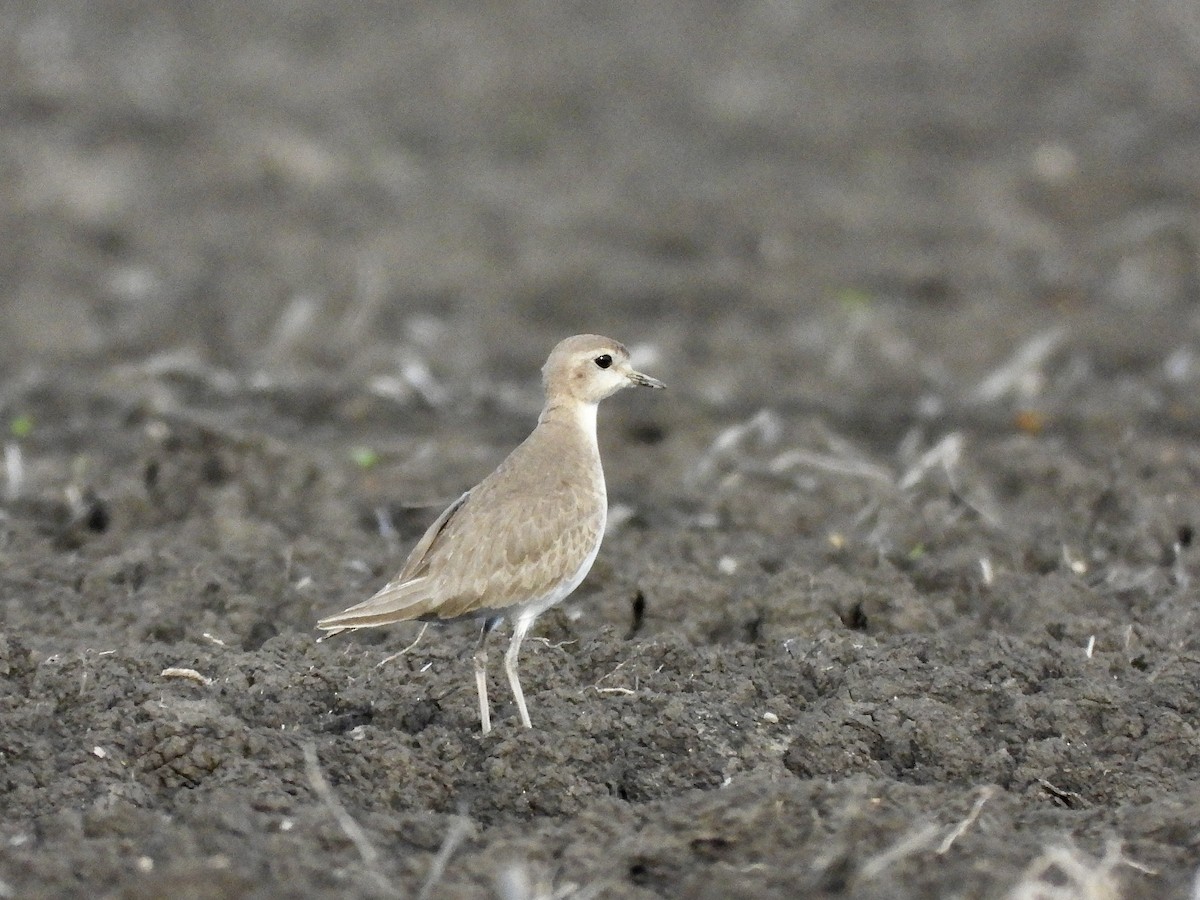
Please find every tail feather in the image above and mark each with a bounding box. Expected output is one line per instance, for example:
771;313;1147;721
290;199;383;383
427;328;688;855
317;577;437;633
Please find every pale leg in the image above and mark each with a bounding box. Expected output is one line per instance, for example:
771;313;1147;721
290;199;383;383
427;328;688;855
474;644;491;735
475;618;501;735
505;616;534;729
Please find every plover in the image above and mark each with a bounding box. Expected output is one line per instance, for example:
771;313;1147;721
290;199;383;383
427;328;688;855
318;334;664;733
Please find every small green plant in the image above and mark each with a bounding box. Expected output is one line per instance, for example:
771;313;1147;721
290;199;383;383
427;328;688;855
835;287;873;310
9;414;33;438
350;446;380;469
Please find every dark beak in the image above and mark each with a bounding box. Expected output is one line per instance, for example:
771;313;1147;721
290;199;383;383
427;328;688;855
628;370;666;389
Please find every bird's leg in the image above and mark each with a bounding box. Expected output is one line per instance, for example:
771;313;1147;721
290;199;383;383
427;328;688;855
475;617;501;735
505;616;535;729
474;645;490;735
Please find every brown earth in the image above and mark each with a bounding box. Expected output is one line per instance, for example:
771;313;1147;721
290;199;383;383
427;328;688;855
3;1;1200;897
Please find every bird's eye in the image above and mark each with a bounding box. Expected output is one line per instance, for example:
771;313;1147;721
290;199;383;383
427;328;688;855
594;354;613;369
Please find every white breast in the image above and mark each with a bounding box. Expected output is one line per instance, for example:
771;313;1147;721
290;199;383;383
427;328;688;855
514;505;606;628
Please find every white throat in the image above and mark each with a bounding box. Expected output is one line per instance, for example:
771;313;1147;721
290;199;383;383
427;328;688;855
572;400;599;442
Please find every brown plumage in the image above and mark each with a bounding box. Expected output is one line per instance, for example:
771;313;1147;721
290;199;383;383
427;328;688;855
318;334;664;733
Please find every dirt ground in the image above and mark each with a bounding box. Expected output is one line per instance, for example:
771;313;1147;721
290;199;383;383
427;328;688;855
4;1;1200;897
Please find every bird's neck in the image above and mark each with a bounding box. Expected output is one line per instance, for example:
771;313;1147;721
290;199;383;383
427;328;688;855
537;399;605;497
539;398;599;443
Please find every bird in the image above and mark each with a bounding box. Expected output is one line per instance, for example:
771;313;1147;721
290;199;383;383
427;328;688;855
318;334;665;733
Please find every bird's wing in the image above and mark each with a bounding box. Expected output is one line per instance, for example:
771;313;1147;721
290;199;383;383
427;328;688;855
315;490;471;632
316;576;439;632
430;482;603;618
395;489;471;582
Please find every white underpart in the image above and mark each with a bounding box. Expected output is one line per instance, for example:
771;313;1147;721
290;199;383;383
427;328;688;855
502;397;606;730
517;398;605;626
571;396;600;435
518;503;606;625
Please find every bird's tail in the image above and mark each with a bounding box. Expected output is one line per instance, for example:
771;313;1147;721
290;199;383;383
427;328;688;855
317;577;438;635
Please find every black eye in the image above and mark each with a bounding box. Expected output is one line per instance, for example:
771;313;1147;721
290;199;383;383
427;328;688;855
594;354;613;369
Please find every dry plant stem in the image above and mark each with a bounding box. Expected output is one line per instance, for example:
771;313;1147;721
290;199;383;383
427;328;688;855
897;432;962;491
4;442;22;502
494;862;608;900
416;811;473;900
159;667;213;686
768;448;893;484
264;295;318;366
972;326;1067;403
689;409;781;486
374;506;400;556
375;622;429;668
858;822;943;880
860;786;996;881
937;786;996;854
336;254;388;349
302;742;395;896
1008;840;1127;900
591;658;638;696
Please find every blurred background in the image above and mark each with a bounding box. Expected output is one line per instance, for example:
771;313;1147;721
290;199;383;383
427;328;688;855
3;0;1200;416
5;10;1200;896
